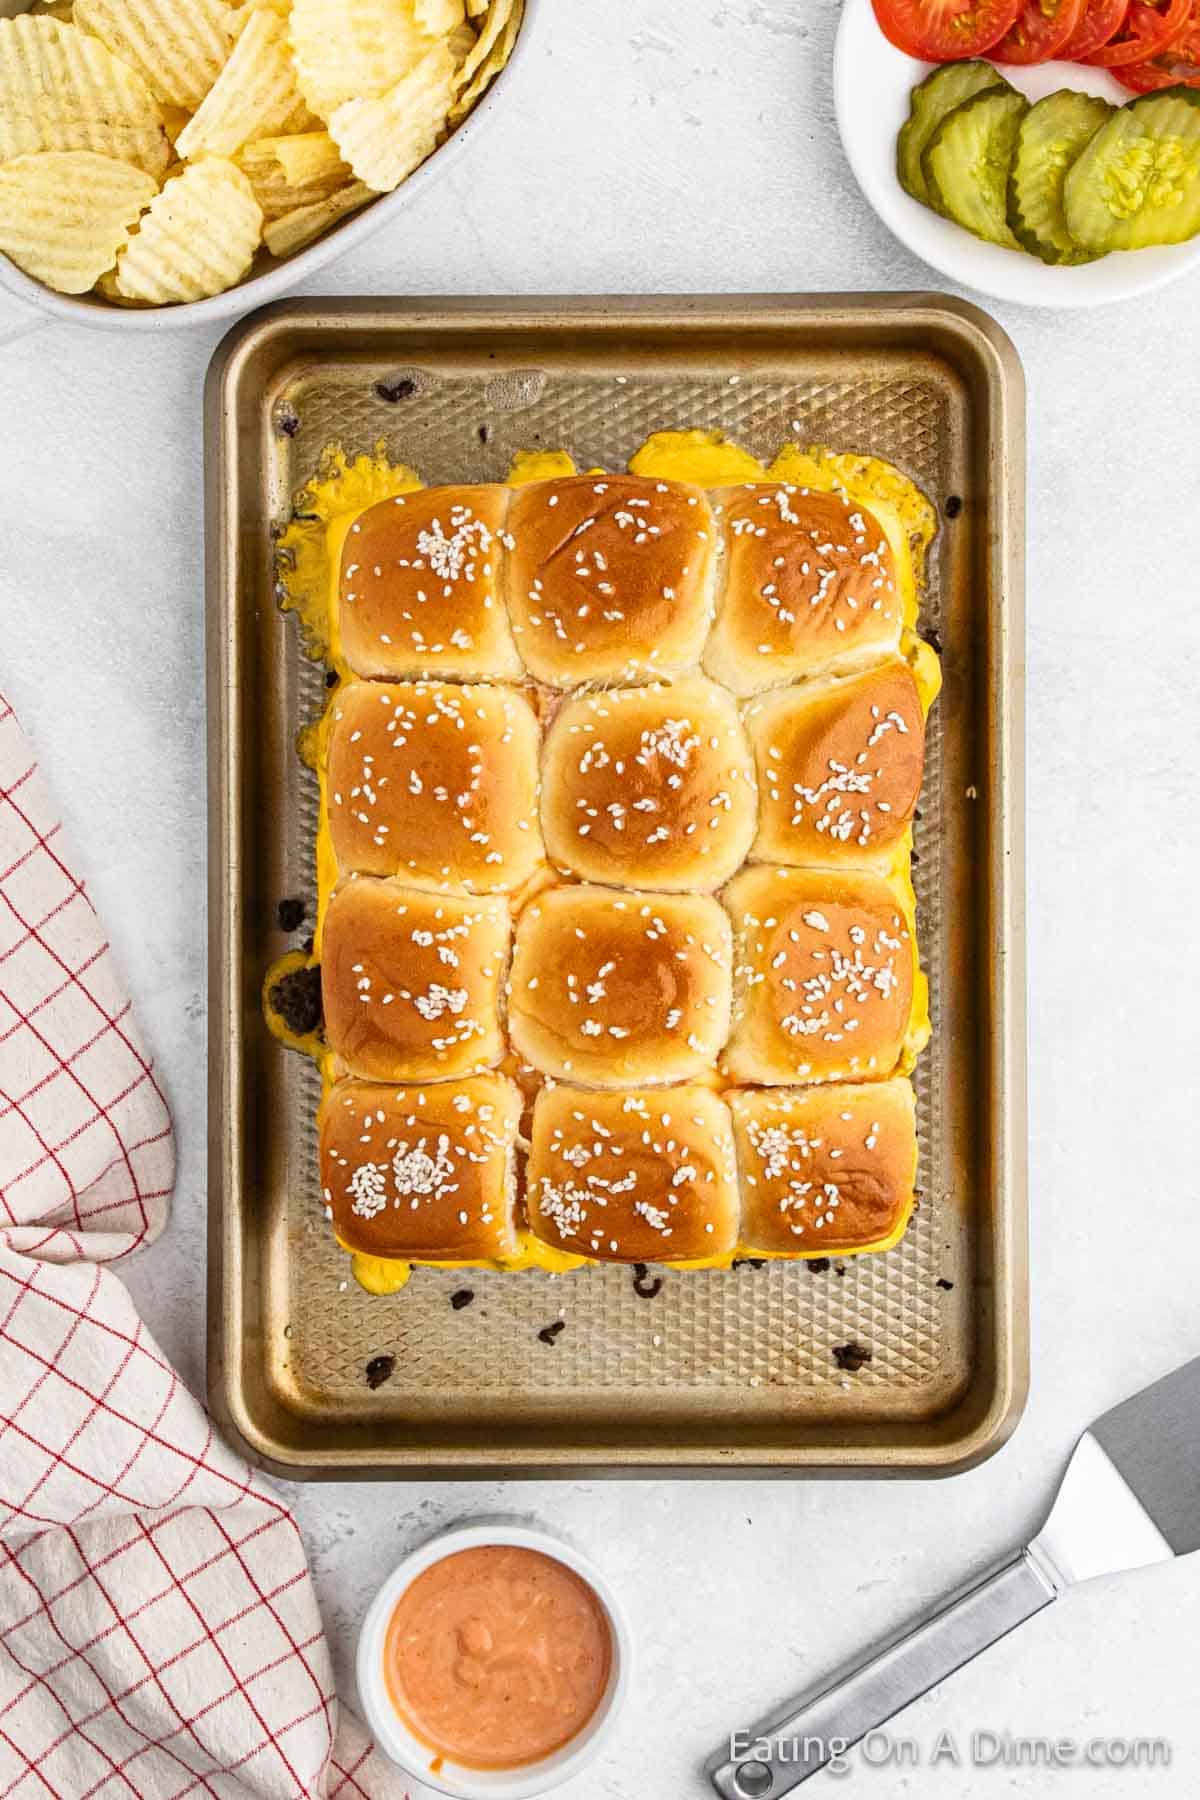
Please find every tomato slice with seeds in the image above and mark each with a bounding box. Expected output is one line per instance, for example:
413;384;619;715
1060;0;1130;56
1086;0;1192;65
1115;11;1200;81
991;0;1088;63
871;0;1025;60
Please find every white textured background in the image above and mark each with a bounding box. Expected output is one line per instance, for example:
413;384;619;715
2;2;1199;1795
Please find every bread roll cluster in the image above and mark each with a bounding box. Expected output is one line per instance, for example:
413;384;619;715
314;470;936;1271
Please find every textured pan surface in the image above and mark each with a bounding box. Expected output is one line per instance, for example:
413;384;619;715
205;295;1027;1475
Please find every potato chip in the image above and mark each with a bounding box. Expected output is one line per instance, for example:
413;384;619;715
175;9;312;159
0;150;155;293
466;0;489;14
114;156;261;302
237;131;351;218
29;2;75;21
288;0;428;119
449;0;521;122
262;178;373;256
74;0;235;111
414;0;465;32
329;43;454;193
0;17;168;175
230;0;290;28
447;20;477;66
265;129;345;186
454;0;516;89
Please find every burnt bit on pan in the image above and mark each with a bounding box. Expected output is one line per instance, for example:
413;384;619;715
273;402;300;438
922;626;944;656
936;1277;955;1291
632;1263;663;1300
944;494;964;519
325;668;339;689
375;376;417;403
450;1288;475;1311
365;1353;396;1389
731;1258;766;1271
832;1342;873;1374
537;1320;566;1346
478;422;492;444
269;964;322;1037
277;897;306;933
806;1258;831;1276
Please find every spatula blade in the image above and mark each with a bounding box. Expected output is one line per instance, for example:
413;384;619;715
1032;1356;1200;1588
1090;1355;1200;1557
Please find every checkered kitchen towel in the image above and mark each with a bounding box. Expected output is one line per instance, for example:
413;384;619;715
0;697;406;1799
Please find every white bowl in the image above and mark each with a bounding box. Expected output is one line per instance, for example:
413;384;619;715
0;0;542;332
356;1520;632;1800
835;0;1200;309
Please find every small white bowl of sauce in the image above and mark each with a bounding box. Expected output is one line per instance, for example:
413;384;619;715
357;1522;632;1798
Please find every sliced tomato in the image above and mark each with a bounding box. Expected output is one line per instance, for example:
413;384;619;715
1086;0;1192;64
1060;0;1130;56
871;0;1025;59
1116;12;1200;79
992;0;1088;61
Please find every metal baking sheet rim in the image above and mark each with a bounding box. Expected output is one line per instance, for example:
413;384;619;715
204;293;1028;1479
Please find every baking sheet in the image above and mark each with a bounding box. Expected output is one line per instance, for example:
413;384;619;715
205;294;1026;1475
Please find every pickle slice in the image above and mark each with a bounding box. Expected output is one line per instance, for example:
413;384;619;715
898;61;1010;210
1008;90;1113;264
1064;86;1200;251
922;88;1029;251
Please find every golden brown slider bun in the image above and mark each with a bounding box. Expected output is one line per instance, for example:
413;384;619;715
322;879;510;1083
746;661;925;868
722;866;916;1085
730;1079;917;1254
506;475;717;685
319;1074;523;1262
507;885;732;1087
326;681;544;893
338;486;520;681
526;1085;739;1264
704;483;902;694
540;678;756;891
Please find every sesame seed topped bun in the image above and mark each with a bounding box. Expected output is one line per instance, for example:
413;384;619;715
526;1085;739;1264
722;865;919;1086
704;484;902;695
319;1074;524;1264
507;885;732;1087
338;486;520;681
745;661;926;869
506;474;718;686
325;680;544;894
731;1079;917;1255
322;879;510;1083
540;678;757;891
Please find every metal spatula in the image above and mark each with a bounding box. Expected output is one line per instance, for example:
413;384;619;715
710;1356;1200;1798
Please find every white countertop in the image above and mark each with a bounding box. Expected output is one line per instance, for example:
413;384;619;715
2;2;1199;1794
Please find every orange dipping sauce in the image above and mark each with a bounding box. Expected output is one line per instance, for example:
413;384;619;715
383;1545;613;1772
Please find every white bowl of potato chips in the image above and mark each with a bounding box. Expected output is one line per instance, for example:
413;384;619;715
0;0;533;327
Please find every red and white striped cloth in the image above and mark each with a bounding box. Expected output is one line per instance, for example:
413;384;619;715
0;697;406;1799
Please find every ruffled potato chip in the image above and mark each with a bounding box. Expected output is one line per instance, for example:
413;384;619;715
0;149;156;292
415;0;465;31
175;8;312;159
237;130;352;218
262;178;373;256
0;17;168;175
288;0;429;119
450;0;522;122
74;0;235;111
114;155;261;302
328;42;454;193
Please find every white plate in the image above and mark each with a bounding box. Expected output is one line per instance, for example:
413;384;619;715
835;0;1200;308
